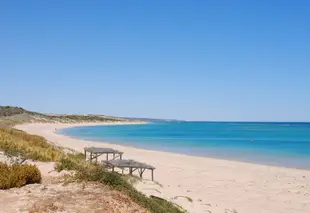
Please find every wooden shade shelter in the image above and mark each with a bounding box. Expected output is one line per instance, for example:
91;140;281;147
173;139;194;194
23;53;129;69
84;147;123;163
105;159;155;181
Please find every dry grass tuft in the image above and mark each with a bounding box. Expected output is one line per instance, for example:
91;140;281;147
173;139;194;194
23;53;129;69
0;128;64;162
0;162;41;189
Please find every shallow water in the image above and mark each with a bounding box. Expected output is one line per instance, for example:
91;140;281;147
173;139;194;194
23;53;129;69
59;122;310;169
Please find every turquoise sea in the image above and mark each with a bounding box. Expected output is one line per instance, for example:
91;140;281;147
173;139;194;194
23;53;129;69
59;122;310;169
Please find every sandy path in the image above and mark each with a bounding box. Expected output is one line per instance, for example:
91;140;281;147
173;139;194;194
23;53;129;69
16;123;310;213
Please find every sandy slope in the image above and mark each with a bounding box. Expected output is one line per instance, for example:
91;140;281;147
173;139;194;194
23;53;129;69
0;159;148;213
16;123;310;213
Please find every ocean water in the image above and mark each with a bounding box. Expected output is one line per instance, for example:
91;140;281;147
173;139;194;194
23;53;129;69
59;122;310;169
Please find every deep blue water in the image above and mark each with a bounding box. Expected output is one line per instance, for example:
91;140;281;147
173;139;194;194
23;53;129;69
59;122;310;169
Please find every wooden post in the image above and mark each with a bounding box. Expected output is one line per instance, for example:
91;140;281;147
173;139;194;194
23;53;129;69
113;153;115;159
120;153;122;160
112;166;114;172
151;169;154;181
95;154;98;163
106;153;108;161
142;168;146;178
84;149;87;160
129;167;132;175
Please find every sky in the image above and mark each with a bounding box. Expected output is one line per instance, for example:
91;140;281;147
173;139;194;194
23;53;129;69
1;1;310;121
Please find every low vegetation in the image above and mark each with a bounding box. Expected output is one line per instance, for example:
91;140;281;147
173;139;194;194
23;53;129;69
0;119;24;126
0;163;41;189
55;153;85;172
0;106;29;117
0;106;136;126
56;157;184;213
0;128;64;162
0;127;183;212
44;114;125;123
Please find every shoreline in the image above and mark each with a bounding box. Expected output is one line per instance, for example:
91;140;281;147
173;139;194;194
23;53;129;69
53;123;307;172
16;122;310;213
58;123;310;171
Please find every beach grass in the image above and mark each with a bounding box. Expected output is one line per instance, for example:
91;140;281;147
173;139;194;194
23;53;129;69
0;128;64;162
55;153;85;172
0;119;24;126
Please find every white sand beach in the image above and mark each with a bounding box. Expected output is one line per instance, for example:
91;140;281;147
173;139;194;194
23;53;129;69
16;123;310;213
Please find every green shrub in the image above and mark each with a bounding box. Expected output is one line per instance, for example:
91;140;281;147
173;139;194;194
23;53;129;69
55;153;85;172
0;106;27;117
74;164;131;189
0;163;41;189
55;157;78;171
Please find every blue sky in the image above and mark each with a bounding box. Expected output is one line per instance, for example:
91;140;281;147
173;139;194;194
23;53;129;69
1;1;309;121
